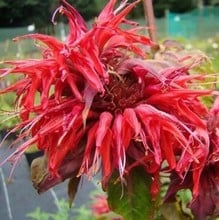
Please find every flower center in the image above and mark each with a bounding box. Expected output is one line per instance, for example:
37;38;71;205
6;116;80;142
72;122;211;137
92;74;144;114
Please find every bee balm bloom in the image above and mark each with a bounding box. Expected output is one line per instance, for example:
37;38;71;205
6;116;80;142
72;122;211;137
0;0;213;204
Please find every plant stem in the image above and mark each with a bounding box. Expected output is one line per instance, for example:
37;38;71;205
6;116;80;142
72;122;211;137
142;0;157;43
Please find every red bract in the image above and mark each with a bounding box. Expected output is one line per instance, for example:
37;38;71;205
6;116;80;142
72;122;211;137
0;0;214;204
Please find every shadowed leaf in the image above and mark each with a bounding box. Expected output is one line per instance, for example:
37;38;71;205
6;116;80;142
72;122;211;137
107;167;155;220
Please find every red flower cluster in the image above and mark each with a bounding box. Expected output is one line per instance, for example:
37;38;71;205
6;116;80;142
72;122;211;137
90;195;111;217
0;0;218;219
165;96;219;219
90;194;123;219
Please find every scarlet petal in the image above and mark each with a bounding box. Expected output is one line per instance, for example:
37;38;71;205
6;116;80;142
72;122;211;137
80;123;99;175
160;132;176;169
60;0;87;41
121;118;134;150
123;108;141;137
14;34;63;51
112;114;126;176
100;130;113;182
96;112;113;147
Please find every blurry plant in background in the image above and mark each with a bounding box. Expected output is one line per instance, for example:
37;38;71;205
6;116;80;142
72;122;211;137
1;0;219;220
27;199;94;220
27;187;122;220
0;74;20;136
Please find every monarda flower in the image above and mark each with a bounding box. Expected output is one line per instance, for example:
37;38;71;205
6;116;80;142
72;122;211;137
90;194;123;219
165;96;219;220
0;0;214;205
90;194;111;217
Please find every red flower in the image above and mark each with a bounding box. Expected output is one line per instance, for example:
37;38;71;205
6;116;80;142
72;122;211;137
165;96;219;219
90;194;123;219
189;97;219;219
90;195;111;216
0;0;213;202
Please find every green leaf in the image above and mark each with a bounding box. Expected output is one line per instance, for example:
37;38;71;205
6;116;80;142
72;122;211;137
107;167;155;220
26;207;51;220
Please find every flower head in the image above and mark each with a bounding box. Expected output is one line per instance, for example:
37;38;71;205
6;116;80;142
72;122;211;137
90;194;123;219
90;194;111;216
0;0;215;204
164;96;219;219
